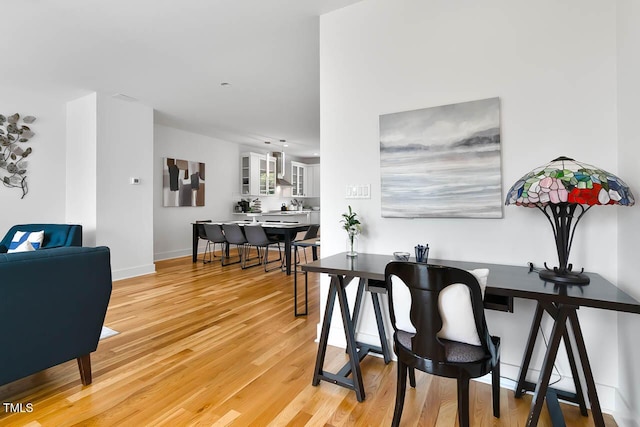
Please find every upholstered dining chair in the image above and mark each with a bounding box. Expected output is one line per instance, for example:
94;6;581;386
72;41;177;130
220;223;247;266
195;220;212;263
242;225;283;271
202;223;227;264
384;262;500;427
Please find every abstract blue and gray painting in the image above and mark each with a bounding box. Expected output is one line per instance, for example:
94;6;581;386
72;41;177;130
380;97;502;218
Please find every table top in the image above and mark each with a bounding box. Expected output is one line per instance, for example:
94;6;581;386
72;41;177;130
302;252;640;314
193;220;313;229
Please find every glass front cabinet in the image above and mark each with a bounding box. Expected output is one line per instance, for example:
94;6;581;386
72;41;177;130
240;152;276;196
291;161;306;197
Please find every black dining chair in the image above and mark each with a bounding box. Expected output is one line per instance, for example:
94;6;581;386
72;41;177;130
242;225;283;271
202;223;226;264
384;262;500;427
195;220;212;263
220;223;248;266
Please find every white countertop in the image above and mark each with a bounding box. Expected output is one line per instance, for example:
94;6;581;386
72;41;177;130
233;210;318;215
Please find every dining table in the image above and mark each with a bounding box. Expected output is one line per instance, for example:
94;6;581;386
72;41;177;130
191;220;314;275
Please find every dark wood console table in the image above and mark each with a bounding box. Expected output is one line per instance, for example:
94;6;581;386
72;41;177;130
302;252;640;426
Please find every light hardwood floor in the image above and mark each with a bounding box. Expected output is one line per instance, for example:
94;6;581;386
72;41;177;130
0;249;616;426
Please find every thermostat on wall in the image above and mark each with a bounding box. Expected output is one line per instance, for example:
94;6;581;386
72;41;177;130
130;177;141;185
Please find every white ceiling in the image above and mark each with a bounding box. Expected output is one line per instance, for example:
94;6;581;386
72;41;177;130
3;0;362;157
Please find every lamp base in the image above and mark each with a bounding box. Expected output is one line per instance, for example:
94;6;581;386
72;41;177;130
539;268;590;285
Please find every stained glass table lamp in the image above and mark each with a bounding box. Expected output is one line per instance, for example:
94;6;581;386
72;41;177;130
505;156;635;285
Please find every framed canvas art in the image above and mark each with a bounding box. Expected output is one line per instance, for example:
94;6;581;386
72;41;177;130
163;157;205;207
380;97;502;218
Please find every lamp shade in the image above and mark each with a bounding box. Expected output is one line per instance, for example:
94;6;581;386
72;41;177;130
506;156;634;285
506;156;634;208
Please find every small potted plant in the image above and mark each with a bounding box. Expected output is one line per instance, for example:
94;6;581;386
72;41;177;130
341;205;362;257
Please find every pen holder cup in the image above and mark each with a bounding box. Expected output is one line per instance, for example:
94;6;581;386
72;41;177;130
414;245;429;263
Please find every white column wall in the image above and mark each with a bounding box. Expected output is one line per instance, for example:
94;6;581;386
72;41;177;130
320;0;620;411
616;0;640;425
95;95;155;279
66;93;97;246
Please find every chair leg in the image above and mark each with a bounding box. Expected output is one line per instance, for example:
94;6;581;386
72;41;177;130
392;360;408;427
408;367;416;388
457;376;470;427
241;244;262;269
203;241;212;264
492;356;501;418
264;244;283;272
211;242;219;258
77;354;92;386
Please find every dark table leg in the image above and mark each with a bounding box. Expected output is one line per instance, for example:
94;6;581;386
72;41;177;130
283;232;293;275
568;309;605;427
313;276;338;386
515;302;544;398
371;291;391;364
312;275;367;402
335;275;365;401
192;223;198;263
527;305;570;427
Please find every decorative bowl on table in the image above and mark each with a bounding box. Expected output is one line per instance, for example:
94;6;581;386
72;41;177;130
393;252;410;261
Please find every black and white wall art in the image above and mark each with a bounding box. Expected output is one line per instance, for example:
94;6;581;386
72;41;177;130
380;97;502;218
163;157;205;207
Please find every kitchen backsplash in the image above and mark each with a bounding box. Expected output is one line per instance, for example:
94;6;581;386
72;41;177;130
236;196;320;213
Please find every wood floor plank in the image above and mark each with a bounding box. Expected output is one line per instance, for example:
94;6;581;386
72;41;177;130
0;253;618;426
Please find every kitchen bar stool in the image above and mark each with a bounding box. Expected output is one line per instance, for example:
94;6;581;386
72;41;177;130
292;237;320;316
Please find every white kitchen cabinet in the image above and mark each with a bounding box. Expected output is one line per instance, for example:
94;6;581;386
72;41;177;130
305;163;320;197
291;161;306;197
240;152;276;196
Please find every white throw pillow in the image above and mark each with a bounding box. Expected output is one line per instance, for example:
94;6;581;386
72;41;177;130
7;230;45;253
390;268;489;346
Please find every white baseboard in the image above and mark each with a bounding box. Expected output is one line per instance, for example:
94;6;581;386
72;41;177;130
112;263;156;281
154;248;198;261
613;388;640;427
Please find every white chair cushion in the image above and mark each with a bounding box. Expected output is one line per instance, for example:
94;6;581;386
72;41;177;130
391;268;489;346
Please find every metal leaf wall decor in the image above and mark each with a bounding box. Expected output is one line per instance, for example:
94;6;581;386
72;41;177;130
0;113;36;198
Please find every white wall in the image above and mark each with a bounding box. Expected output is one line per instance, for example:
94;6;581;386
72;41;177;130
616;0;640;424
95;95;155;279
67;93;155;279
66;93;97;246
321;0;622;412
0;88;68;232
154;124;240;260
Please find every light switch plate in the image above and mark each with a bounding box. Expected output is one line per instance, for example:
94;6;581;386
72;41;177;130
345;184;370;199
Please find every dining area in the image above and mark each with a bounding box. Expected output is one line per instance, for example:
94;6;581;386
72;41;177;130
191;220;319;276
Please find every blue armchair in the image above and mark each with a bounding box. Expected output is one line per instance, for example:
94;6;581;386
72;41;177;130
0;224;82;253
0;246;112;386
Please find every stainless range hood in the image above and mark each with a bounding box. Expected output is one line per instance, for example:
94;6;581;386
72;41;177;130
272;152;292;187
